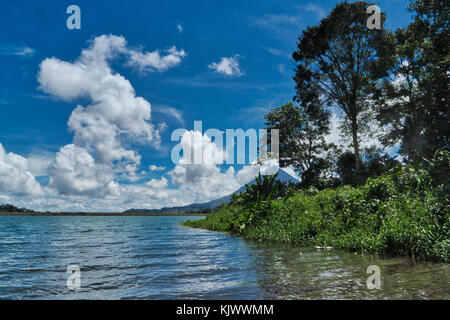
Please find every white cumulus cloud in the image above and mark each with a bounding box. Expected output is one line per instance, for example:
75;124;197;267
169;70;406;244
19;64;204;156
38;35;163;167
37;34;186;194
168;130;277;202
146;176;168;189
127;46;186;73
208;55;244;77
48;144;119;197
0;143;44;197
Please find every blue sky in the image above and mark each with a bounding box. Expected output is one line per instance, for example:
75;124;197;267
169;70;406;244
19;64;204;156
0;0;414;211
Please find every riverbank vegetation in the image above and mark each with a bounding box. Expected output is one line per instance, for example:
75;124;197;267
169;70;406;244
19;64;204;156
184;150;449;262
184;1;449;263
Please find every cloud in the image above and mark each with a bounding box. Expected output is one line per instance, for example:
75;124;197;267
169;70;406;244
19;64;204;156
126;46;186;73
235;158;280;184
38;35;181;173
149;165;166;171
27;154;53;177
0;44;36;57
0;143;43;197
37;34;186;196
177;24;183;34
264;47;290;58
169;130;238;201
153;105;184;125
10;33;286;209
177;130;226;166
168;130;279;202
208;55;244;77
146;176;168;189
48;144;119;197
170;164;240;202
5;149;279;212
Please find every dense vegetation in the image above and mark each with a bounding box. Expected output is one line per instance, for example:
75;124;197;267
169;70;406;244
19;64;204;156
266;0;448;184
184;150;449;262
184;1;448;262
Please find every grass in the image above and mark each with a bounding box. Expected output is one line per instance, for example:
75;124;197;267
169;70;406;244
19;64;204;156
183;156;449;263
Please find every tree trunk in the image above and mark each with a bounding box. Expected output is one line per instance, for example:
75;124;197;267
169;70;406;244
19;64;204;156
351;116;361;171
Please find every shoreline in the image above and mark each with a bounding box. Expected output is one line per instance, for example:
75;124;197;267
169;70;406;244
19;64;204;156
0;212;207;217
182;166;450;263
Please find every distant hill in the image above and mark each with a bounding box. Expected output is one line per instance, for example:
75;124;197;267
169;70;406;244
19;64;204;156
124;168;300;214
0;204;34;213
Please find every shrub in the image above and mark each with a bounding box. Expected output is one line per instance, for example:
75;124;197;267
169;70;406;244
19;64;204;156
183;153;450;262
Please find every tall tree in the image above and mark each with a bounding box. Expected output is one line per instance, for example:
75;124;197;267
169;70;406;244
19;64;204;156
376;0;449;160
292;1;389;170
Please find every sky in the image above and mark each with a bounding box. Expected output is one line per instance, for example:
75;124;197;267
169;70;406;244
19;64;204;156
0;0;414;212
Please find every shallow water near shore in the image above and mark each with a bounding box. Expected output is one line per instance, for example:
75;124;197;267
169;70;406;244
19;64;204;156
0;216;448;299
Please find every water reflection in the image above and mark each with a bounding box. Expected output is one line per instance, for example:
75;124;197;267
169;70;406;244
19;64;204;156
246;241;450;299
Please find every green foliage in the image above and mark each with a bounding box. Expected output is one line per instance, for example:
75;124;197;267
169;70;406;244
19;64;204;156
184;0;449;263
376;0;449;160
226;173;296;233
293;1;390;170
420;149;450;196
239;172;280;205
183;151;450;262
263;102;307;168
264;102;334;176
336;148;401;186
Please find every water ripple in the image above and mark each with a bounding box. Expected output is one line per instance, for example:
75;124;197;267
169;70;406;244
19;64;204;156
0;216;448;299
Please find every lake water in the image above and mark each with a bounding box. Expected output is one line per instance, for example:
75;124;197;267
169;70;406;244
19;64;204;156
0;216;448;299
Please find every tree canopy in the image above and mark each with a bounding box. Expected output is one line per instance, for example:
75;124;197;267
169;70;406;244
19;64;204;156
293;1;390;170
376;0;449;160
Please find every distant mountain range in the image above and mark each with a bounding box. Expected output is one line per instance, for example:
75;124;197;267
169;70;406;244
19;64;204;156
123;168;300;214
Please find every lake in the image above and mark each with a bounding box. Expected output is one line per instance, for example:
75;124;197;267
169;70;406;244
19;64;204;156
0;216;448;299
